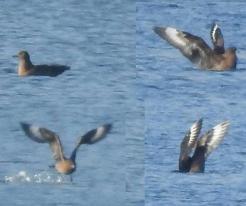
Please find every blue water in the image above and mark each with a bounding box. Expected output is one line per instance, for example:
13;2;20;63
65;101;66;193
137;1;246;206
0;1;143;206
2;1;246;205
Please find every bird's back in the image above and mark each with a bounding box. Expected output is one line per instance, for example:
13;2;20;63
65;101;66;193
30;64;70;77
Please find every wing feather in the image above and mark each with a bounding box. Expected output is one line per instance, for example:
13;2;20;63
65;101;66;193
20;122;65;161
180;119;203;159
198;121;230;158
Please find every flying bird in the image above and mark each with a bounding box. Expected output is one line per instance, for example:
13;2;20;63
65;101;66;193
20;122;112;179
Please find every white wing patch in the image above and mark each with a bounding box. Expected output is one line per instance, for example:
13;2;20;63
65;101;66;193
211;23;219;42
29;125;43;138
188;119;203;148
92;126;106;141
180;119;202;159
205;121;230;158
26;124;47;143
165;27;186;47
189;121;200;146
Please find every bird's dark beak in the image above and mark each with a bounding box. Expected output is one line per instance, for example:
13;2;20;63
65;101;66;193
12;55;18;58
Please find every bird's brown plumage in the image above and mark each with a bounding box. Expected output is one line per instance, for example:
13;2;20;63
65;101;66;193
14;50;70;77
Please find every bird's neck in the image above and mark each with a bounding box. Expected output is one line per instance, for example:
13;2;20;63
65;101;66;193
18;59;33;76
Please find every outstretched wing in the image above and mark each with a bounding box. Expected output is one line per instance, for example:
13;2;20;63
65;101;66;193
154;26;187;49
20;122;65;162
180;119;203;160
153;26;212;66
77;124;112;145
70;124;112;161
198;121;230;158
210;22;225;54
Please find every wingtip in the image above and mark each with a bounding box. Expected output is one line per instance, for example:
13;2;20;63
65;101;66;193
191;118;203;129
197;118;203;124
212;21;218;26
20;122;34;139
20;122;30;131
220;120;230;128
223;120;230;124
103;123;112;132
153;26;160;32
196;118;203;129
153;26;165;35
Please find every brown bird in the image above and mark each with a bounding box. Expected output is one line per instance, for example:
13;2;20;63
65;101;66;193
153;23;237;71
179;119;230;173
14;50;70;77
20;122;112;179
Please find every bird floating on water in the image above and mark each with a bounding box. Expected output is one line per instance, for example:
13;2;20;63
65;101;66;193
14;50;70;77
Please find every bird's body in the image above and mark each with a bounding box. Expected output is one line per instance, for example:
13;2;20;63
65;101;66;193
55;159;75;175
15;51;70;77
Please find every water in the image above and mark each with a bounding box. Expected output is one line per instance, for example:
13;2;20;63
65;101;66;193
0;1;143;206
137;1;246;205
1;1;245;205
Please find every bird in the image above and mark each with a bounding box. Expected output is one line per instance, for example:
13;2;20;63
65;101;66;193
20;122;112;179
153;23;237;71
179;119;230;173
13;50;70;77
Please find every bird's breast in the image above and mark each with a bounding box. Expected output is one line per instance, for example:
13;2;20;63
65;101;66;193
55;160;76;174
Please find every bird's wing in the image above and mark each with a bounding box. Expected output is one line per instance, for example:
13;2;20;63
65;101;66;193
180;119;203;159
154;26;213;65
210;22;225;54
198;121;230;158
20;122;65;162
70;124;112;161
77;124;112;145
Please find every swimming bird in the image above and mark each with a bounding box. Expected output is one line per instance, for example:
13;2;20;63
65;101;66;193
179;119;229;173
20;122;112;178
153;23;237;71
14;50;70;77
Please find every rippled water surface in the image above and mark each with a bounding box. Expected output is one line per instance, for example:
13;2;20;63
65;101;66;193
137;1;246;206
0;1;143;206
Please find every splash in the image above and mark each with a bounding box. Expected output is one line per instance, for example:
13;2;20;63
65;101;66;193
4;170;69;184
